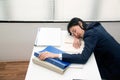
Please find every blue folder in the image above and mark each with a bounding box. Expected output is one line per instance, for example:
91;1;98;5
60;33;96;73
34;46;70;69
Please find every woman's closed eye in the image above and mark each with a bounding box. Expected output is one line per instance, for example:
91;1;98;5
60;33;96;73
71;29;76;36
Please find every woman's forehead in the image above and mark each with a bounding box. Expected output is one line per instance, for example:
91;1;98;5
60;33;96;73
71;25;79;29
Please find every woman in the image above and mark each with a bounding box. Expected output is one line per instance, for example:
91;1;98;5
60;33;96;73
39;17;120;80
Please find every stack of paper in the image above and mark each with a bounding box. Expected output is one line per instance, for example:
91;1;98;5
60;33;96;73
32;46;70;74
35;28;61;47
32;57;68;74
63;34;84;54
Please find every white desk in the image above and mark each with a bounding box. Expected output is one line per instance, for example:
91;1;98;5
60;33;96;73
25;30;101;80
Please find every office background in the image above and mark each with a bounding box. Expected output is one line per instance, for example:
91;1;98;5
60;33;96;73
0;22;120;61
0;0;120;61
0;0;120;21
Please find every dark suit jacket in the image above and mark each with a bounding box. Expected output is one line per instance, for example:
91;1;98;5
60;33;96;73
62;22;120;79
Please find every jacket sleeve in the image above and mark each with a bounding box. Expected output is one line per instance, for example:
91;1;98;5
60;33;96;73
62;30;98;64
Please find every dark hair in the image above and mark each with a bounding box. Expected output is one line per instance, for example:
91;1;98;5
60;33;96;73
67;17;87;35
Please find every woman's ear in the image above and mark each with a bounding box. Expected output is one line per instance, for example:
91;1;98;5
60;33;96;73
78;21;84;29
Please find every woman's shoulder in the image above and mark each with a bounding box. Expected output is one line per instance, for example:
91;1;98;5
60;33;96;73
86;22;101;30
89;21;101;27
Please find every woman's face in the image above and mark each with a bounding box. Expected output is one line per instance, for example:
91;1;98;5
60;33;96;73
69;25;84;38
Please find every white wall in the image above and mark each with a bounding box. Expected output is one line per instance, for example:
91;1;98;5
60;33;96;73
0;22;120;62
0;23;36;61
0;23;67;62
101;22;120;42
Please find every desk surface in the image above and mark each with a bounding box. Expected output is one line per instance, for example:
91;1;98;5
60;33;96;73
25;30;101;80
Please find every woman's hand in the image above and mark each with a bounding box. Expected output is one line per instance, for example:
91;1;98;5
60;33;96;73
73;37;81;49
38;51;59;60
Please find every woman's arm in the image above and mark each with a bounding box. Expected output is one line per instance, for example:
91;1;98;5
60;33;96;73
62;30;98;64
